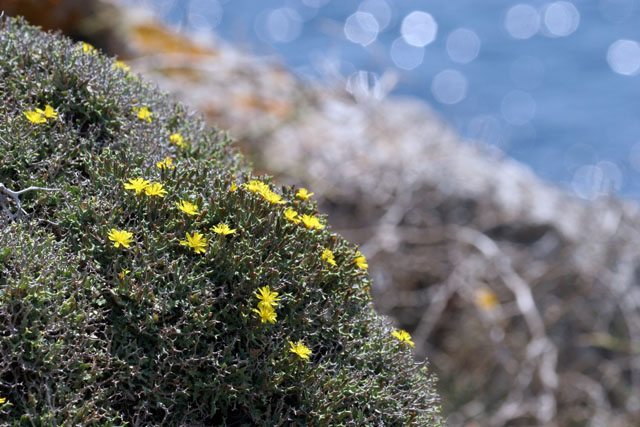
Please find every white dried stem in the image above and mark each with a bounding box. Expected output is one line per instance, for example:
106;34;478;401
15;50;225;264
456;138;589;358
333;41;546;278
0;182;60;223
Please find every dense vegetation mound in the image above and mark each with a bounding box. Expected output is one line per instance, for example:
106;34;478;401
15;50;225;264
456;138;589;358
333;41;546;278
0;17;440;425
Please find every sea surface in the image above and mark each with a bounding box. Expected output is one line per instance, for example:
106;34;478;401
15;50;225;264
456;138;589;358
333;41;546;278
127;0;640;200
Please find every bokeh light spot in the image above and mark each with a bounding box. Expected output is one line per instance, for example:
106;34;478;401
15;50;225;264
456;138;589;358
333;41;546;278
255;8;303;44
607;39;640;75
358;0;392;31
390;37;425;70
542;1;580;37
401;11;437;47
571;161;622;199
431;69;468;105
446;28;481;64
344;11;380;46
186;0;223;33
572;165;604;200
504;4;540;40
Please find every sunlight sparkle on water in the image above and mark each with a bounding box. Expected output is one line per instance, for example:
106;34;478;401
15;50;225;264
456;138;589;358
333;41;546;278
607;39;640;75
186;0;222;33
571;161;622;200
255;8;302;43
505;4;540;40
390;37;424;70
542;1;580;37
344;11;379;46
431;69;468;105
358;0;392;31
446;28;481;64
401;11;437;47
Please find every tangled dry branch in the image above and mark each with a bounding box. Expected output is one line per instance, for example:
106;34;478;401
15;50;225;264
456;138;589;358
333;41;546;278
0;183;59;225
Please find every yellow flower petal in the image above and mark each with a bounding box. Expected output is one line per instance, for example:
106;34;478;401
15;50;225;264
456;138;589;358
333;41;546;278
169;133;186;148
107;229;133;249
176;200;199;216
134;106;152;123
124;178;150;195
144;182;167;198
253;304;277;324
24;110;46;124
300;214;325;230
392;329;415;348
296;188;314;201
475;288;499;311
254;286;281;308
288;340;312;360
211;223;236;236
180;232;207;254
321;248;337;266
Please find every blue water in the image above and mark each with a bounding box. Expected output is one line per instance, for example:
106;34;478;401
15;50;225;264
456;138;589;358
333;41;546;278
137;0;640;200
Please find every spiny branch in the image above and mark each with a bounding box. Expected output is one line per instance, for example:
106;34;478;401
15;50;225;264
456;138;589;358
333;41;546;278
0;182;60;223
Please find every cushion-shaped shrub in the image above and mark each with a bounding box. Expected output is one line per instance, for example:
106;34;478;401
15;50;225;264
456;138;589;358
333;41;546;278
0;17;440;425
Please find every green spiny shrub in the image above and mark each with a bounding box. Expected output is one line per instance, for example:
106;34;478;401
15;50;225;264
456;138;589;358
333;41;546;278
0;17;440;426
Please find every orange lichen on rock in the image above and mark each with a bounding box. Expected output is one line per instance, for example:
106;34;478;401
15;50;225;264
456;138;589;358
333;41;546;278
129;23;214;56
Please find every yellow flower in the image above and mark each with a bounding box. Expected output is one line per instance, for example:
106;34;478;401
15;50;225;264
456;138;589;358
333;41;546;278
113;60;131;72
253;304;277;324
244;180;270;194
169;133;186;148
244;180;286;204
211;223;237;236
300;214;325;230
260;189;286;205
354;251;368;270
475;288;499;311
156;157;175;170
119;269;131;280
392;329;415;348
124;178;150;195
229;182;238;193
107;229;133;248
288;340;312;361
176;200;199;216
321;248;337;266
145;182;167;198
284;208;300;224
0;396;6;404
24;110;46;124
80;42;97;54
255;286;281;309
134;106;152;123
296;188;314;201
180;232;207;254
42;105;58;119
